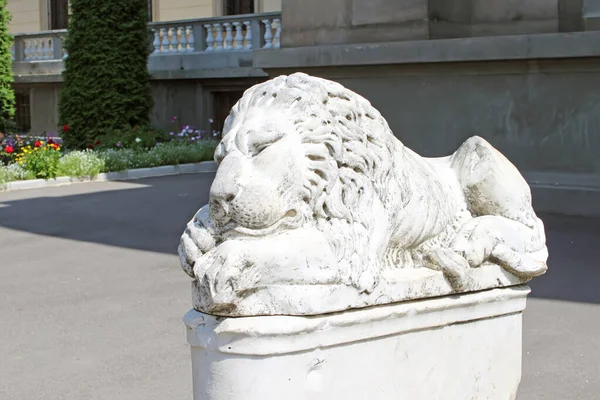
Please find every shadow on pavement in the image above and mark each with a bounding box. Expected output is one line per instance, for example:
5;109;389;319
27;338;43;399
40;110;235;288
0;174;598;305
0;173;214;256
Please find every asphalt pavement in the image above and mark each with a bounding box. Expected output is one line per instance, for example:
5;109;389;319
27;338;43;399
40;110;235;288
0;173;598;400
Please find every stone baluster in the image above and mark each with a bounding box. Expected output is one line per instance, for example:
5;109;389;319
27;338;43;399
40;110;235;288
152;29;161;53
224;22;234;50
233;22;243;50
205;24;214;51
178;27;187;52
37;39;45;60
160;28;169;52
43;38;52;59
10;43;15;61
31;39;39;60
262;19;273;49
186;26;195;52
243;21;252;50
27;40;34;60
169;28;177;52
274;18;281;49
62;36;68;60
213;23;224;51
24;40;32;61
34;39;41;60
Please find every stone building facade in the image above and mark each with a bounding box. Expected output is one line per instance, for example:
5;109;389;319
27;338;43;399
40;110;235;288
6;0;600;216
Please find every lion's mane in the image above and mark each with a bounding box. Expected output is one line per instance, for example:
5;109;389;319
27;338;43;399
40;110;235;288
221;73;434;291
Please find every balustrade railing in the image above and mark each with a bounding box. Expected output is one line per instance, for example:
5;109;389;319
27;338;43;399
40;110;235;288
11;12;282;63
148;12;281;54
11;30;67;62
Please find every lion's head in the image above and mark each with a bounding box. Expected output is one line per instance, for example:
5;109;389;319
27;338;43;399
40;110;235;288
208;73;411;290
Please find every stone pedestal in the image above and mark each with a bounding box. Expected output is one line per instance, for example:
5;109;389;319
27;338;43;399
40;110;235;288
184;285;529;400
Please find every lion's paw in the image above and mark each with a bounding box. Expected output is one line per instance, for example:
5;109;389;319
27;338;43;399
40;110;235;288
451;217;501;268
195;241;263;306
179;206;217;278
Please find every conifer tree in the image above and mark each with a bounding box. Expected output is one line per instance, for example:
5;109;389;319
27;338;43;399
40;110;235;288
59;0;153;149
0;0;15;132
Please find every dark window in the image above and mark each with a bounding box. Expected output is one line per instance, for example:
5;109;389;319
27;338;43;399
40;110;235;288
49;0;69;30
14;89;31;133
224;0;254;15
148;0;153;21
213;90;245;137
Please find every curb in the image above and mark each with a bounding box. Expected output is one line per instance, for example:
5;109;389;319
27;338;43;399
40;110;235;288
1;161;218;192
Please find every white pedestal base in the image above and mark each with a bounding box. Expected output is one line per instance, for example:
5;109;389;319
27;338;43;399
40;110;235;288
184;285;530;400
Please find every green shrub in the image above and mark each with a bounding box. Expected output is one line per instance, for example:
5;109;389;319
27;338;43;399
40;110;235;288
20;144;61;179
59;0;153;149
58;149;105;177
150;142;216;165
0;0;15;132
5;162;35;180
95;125;170;150
0;163;9;185
0;163;28;186
98;141;217;172
98;149;133;172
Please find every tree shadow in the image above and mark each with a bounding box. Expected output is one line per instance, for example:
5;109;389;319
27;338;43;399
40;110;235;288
0;175;597;305
0;173;215;256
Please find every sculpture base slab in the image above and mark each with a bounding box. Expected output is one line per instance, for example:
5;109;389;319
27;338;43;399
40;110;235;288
184;285;530;400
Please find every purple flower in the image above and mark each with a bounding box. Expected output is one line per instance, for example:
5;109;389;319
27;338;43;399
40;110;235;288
116;141;121;147
169;132;174;136
209;118;214;124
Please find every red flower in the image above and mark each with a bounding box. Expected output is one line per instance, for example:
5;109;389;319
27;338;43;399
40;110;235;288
95;140;101;145
52;144;59;150
87;144;94;149
62;125;69;133
48;139;54;145
35;141;41;148
4;145;13;154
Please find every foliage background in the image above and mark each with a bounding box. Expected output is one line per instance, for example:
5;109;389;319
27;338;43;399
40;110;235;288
0;0;15;132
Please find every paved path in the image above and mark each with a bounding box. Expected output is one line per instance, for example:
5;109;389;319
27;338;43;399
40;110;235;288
0;174;598;400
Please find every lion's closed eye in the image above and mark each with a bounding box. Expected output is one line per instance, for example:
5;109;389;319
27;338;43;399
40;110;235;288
250;135;283;156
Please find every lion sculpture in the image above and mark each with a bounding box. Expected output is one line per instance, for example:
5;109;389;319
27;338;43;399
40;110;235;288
179;73;548;316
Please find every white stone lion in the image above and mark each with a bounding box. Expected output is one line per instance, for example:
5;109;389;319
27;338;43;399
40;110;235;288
179;73;548;316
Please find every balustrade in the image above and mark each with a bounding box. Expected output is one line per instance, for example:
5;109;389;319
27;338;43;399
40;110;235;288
151;25;195;53
11;30;66;62
11;12;282;64
151;12;281;53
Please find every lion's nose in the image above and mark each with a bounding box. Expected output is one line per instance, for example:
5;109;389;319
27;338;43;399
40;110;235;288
209;177;239;225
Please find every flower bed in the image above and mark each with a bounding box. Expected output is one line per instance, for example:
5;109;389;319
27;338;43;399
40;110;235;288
0;123;218;187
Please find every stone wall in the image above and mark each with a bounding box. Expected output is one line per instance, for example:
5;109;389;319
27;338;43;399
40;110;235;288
255;32;600;216
281;0;565;47
7;0;42;32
